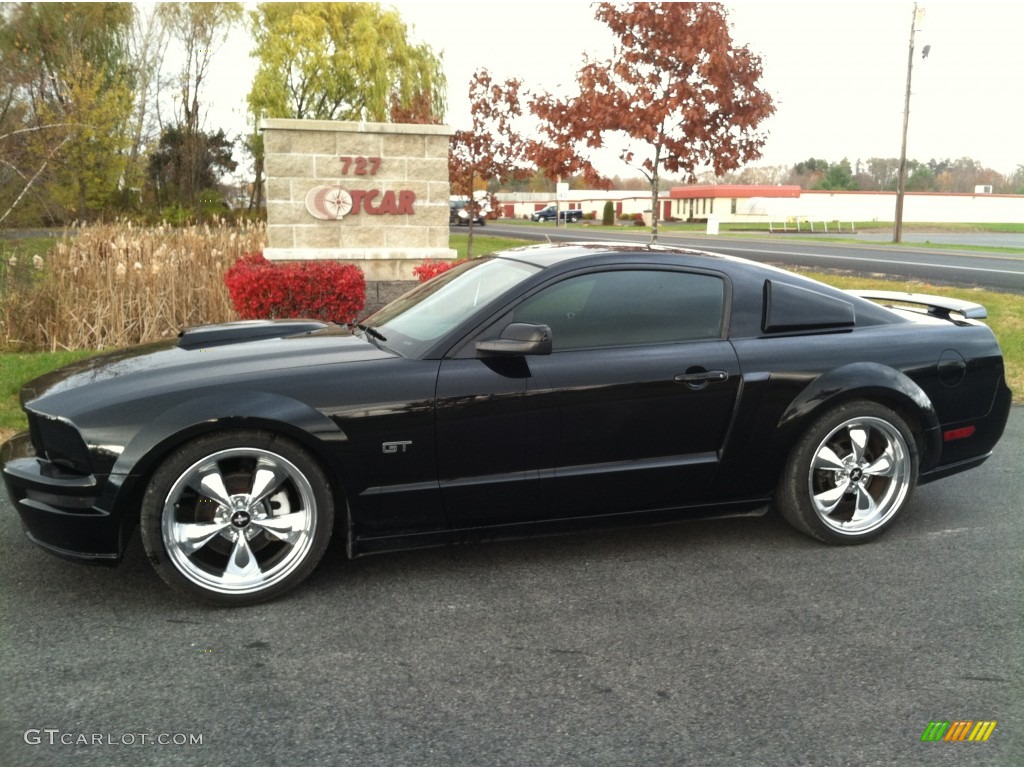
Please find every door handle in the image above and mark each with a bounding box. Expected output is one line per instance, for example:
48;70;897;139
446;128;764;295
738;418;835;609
674;370;729;389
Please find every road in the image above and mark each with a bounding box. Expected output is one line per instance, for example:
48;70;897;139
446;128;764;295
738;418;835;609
1;410;1021;766
480;223;1024;294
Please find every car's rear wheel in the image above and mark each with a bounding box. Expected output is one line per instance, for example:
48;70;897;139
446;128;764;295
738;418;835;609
777;400;918;544
140;430;334;605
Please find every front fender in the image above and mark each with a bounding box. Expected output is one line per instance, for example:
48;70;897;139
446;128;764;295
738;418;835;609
779;362;941;471
98;390;350;519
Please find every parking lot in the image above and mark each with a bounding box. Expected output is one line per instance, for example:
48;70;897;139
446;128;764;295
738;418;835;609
1;410;1021;766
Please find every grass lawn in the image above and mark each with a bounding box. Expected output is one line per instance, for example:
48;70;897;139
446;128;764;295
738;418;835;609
2;235;1020;443
449;231;530;259
787;268;1023;403
1;350;98;441
0;233;59;259
500;219;1024;254
0;233;61;299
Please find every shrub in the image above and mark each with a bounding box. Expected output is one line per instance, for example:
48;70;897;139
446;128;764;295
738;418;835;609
225;252;365;322
159;204;193;227
413;259;465;282
602;201;615;226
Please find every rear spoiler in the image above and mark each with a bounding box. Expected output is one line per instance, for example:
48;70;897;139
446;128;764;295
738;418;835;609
848;290;987;320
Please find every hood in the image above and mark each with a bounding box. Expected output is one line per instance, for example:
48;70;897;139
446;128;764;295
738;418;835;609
22;319;392;408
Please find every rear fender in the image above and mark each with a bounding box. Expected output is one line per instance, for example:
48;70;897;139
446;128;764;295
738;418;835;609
778;362;941;471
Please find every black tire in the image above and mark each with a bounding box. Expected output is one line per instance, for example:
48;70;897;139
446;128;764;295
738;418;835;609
140;430;334;605
776;400;918;544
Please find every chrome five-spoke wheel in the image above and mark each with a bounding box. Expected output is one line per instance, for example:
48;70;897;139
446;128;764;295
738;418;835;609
141;432;333;604
777;401;919;544
808;416;911;535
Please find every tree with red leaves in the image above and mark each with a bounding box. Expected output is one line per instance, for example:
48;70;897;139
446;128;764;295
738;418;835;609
526;102;610;194
532;2;774;242
449;68;532;258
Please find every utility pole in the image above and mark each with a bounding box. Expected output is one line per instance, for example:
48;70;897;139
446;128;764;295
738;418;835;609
893;4;926;244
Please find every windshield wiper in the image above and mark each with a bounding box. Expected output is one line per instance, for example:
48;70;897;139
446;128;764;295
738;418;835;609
346;322;388;342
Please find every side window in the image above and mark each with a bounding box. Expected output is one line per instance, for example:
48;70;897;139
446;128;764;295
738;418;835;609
512;270;725;351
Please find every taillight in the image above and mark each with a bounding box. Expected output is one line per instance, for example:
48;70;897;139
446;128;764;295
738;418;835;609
943;426;976;442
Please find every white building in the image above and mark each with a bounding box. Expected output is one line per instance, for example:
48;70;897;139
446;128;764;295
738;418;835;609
496;185;1024;226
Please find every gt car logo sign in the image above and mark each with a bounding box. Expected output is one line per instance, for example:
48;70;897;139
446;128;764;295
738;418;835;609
304;154;417;220
305;186;416;220
305;185;353;220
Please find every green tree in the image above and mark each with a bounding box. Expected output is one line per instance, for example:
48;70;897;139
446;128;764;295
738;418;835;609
816;158;857;190
247;2;445;122
903;163;937;192
602;200;615;226
0;2;135;223
793;158;829;175
1011;165;1024;195
147;125;237;214
865;157;900;190
787;157;829;189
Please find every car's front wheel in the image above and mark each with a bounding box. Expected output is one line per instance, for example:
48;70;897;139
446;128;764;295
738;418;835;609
140;430;334;605
777;400;918;544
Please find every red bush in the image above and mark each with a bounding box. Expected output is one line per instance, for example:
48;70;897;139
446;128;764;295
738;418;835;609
225;252;366;322
413;259;466;283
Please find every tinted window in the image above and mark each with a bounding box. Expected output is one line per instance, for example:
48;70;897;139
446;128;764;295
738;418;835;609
512;270;725;350
370;257;541;356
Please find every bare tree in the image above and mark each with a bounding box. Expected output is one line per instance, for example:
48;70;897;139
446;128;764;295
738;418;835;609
156;2;242;207
124;4;169;192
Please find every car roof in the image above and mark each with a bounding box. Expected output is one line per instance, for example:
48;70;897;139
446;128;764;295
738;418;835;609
495;241;733;270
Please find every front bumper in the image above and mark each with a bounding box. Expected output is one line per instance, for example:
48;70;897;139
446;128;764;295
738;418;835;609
2;432;125;563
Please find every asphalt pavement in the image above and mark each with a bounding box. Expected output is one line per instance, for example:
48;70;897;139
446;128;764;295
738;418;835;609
480;223;1024;294
1;410;1022;766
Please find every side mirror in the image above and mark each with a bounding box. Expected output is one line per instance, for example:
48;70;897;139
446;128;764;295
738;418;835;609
476;323;552;357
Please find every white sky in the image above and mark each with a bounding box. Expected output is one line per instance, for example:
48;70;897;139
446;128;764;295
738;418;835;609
205;1;1024;179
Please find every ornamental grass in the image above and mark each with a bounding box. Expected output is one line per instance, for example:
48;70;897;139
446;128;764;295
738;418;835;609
2;220;265;351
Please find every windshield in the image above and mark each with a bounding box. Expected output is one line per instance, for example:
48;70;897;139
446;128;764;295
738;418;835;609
365;257;541;357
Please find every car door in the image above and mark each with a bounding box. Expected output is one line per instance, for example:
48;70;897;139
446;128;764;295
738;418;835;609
509;267;740;518
434;353;549;529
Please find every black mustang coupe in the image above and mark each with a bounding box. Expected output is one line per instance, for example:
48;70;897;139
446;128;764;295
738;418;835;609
2;243;1012;604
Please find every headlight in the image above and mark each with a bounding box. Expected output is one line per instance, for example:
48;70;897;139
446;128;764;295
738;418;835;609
30;413;94;474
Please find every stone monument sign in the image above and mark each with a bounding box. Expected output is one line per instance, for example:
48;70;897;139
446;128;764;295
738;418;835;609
261;118;456;311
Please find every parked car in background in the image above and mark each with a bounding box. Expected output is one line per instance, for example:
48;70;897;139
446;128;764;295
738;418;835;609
2;243;1011;605
531;205;584;223
449;199;486;226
